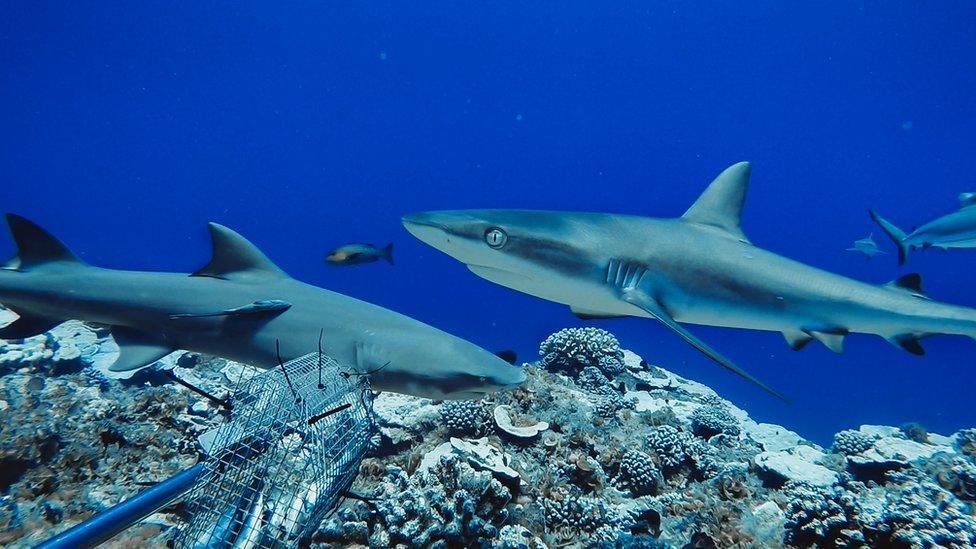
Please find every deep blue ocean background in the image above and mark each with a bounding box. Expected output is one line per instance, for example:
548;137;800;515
1;2;974;444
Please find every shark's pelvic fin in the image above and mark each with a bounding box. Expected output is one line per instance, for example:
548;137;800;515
884;273;927;298
2;214;84;271
804;329;847;353
108;326;175;372
191;223;287;280
0;311;61;340
169;299;292;319
782;329;813;351
681;162;752;243
887;334;926;356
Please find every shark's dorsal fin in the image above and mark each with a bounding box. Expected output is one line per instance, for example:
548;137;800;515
3;214;84;270
192;223;287;279
681;162;752;242
884;273;926;297
959;192;976;208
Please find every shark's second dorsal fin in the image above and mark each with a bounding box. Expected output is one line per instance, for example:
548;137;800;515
884;273;927;298
192;223;287;280
3;214;84;270
681;162;752;242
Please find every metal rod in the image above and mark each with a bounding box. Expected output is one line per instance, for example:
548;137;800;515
34;463;206;549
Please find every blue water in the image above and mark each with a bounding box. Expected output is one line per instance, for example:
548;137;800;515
1;3;974;444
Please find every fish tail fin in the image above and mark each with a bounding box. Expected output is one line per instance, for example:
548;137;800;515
381;243;394;265
868;209;909;265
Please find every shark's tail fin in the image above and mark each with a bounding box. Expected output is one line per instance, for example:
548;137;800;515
868;209;909;265
381;243;394;265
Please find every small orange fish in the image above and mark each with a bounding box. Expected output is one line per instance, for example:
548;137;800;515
325;243;394;266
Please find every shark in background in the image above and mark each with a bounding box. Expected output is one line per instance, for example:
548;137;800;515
403;162;976;401
0;214;525;400
870;192;976;264
846;233;886;259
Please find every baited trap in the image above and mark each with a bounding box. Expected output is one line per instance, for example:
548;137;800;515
36;350;375;549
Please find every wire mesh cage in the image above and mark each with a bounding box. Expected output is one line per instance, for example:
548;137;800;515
172;352;374;548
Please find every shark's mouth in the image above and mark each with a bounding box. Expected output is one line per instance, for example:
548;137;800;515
465;264;534;287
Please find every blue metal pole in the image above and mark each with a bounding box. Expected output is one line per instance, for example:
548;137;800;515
34;463;206;549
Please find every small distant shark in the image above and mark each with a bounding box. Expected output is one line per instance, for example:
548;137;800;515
846;233;886;259
0;215;525;400
870;193;976;264
403;162;976;401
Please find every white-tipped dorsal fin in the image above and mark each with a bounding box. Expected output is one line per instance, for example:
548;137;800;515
192;223;287;279
681;162;752;242
959;192;976;208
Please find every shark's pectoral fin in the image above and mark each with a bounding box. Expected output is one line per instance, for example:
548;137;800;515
619;287;787;402
0;311;62;340
887;334;926;356
782;330;813;351
804;329;847;353
108;327;175;372
169;299;292;320
570;307;627;320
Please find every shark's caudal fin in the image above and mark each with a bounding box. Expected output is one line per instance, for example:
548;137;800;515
681;162;752;243
868;209;910;265
381;243;394;265
2;214;85;271
192;223;287;279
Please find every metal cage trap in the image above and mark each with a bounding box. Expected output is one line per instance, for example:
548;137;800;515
172;351;375;548
35;349;374;549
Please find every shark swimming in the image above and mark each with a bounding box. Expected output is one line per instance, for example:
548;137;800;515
403;162;976;400
0;214;525;400
846;233;886;259
870;192;976;264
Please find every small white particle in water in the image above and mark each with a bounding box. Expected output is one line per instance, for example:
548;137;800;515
515;114;523;121
379;51;388;61
901;120;913;131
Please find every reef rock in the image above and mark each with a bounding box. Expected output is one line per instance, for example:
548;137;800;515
754;445;838;487
418;437;520;484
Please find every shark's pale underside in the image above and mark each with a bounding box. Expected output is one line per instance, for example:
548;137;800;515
403;162;976;400
0;215;525;400
870;192;976;264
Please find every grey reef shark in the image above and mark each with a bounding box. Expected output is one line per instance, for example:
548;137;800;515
846;233;886;259
403;162;976;401
0;215;525;400
870;192;976;264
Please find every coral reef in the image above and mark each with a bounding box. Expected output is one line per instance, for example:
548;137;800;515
3;319;976;548
539;327;624;377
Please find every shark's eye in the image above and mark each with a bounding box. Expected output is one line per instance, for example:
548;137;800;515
485;228;508;249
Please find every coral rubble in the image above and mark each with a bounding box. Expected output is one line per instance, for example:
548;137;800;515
2;313;975;547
